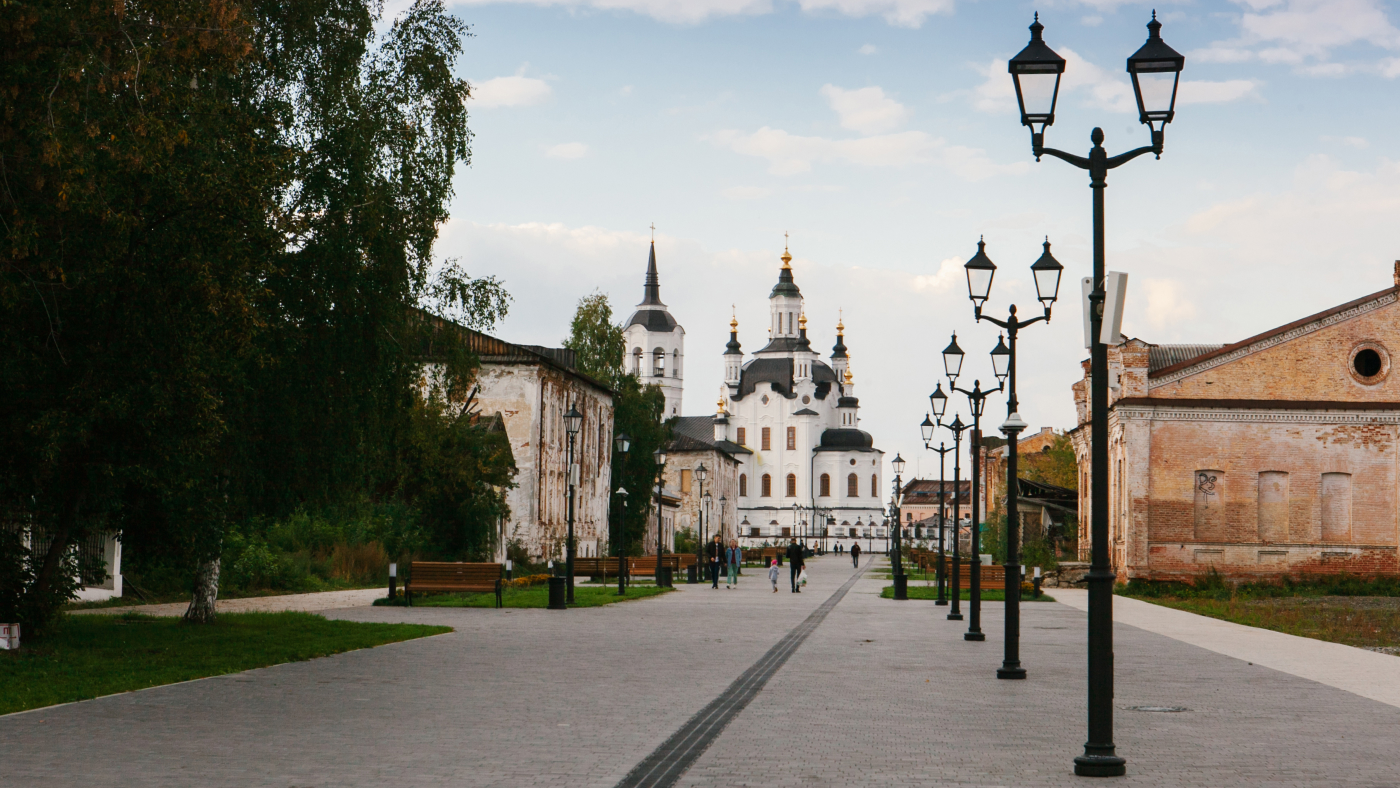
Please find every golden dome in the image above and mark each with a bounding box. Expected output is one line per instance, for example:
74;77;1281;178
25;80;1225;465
780;231;792;268
730;306;738;331
799;312;807;328
717;396;727;415
836;308;845;335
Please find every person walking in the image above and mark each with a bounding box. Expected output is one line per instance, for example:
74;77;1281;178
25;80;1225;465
726;539;741;589
785;538;804;593
851;542;861;568
768;558;780;593
707;534;723;589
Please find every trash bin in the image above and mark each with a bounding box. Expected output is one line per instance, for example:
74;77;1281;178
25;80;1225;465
657;567;674;588
687;564;699;584
547;576;567;609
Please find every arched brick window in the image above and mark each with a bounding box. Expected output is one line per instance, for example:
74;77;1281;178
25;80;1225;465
761;474;772;497
786;474;797;497
820;473;831;497
871;474;878;497
847;473;859;497
739;474;748;497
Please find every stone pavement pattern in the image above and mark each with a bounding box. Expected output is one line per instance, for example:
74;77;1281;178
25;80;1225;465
7;557;1400;787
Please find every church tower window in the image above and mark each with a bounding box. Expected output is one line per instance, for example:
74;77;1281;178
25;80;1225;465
786;474;797;497
739;474;747;497
653;348;665;378
847;473;859;497
820;474;831;497
871;475;878;497
761;428;771;451
786;426;796;450
736;427;746;446
761;474;772;497
633;348;642;374
672;349;679;378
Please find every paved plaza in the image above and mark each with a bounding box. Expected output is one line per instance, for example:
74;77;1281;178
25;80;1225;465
8;556;1400;787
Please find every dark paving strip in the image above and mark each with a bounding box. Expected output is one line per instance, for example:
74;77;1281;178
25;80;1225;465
615;559;869;788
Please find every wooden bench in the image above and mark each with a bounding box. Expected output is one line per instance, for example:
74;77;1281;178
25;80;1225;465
627;556;680;577
570;557;625;578
406;562;503;608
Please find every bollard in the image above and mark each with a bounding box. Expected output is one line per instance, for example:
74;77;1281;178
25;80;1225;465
547;576;567;609
505;559;513;582
1033;566;1043;598
387;562;397;601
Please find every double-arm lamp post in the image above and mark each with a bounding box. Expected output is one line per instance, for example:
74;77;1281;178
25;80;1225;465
612;431;630;595
653;447;670;587
964;237;1062;679
919;418;955;607
935;336;1005;643
564;405;583;604
1007;12;1183;777
693;463;708;583
931;404;966;622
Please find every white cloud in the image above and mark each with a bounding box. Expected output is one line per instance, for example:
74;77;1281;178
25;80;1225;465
707;127;1027;180
545;142;589;159
1142;279;1197;333
1321;134;1369;147
968;48;1136;116
722;186;774;200
453;0;954;26
1193;0;1400;73
1081;15;1104;26
911;257;965;292
820;84;909;135
858;43;879;55
619;85;634;96
1177;79;1264;104
473;68;552;109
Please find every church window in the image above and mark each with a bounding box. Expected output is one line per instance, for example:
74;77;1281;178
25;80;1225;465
761;474;772;497
786;474;797;497
653;348;665;377
739;474;747;497
820;474;831;497
847;473;859;497
761;428;771;451
736;427;746;446
787;313;793;333
1321;472;1353;541
871;474;878;497
680;469;691;494
786;427;796;450
633;348;643;374
672;349;680;378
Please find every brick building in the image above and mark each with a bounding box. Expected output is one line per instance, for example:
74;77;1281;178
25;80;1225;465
1070;266;1400;581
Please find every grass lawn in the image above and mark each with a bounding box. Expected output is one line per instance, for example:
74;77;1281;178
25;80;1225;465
1136;597;1400;652
0;612;449;716
64;583;384;611
881;585;1055;602
385;584;671;608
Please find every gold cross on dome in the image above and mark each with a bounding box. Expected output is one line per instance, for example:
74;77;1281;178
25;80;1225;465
650;223;655;241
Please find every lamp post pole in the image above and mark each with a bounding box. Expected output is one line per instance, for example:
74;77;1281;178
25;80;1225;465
653;448;669;587
949;380;1002;643
940;415;967;621
1005;13;1183;775
612;432;630;594
928;440;953;605
564;405;583;605
890;454;907;599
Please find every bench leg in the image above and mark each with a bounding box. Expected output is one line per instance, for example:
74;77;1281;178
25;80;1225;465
406;590;412;607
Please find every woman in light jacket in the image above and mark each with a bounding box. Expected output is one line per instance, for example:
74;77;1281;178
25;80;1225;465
725;540;742;588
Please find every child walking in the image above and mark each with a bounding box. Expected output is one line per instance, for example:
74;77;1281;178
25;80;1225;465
768;558;780;593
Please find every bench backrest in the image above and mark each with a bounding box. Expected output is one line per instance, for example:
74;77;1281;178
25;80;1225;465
409;562;502;586
572;557;623;575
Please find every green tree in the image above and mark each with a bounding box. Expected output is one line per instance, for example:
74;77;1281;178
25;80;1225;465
1022;434;1078;491
563;291;625;384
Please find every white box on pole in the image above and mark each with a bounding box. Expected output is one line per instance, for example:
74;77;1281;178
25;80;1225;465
1100;271;1128;346
1081;277;1094;349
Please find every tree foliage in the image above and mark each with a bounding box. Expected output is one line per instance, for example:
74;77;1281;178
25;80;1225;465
0;0;510;630
561;293;668;557
1021;433;1078;491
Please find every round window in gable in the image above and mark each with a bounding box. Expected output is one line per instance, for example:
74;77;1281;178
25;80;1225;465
1349;343;1389;385
802;395;811;404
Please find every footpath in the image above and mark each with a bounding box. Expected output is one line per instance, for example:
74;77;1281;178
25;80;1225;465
68;588;384;617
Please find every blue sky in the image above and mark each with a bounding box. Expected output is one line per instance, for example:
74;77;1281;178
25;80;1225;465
424;0;1400;482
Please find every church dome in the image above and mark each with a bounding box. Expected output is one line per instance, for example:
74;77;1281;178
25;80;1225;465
818;428;874;450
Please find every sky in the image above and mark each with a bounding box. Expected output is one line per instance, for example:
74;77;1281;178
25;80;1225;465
419;0;1400;483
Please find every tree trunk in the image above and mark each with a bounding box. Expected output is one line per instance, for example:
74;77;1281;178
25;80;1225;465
184;557;221;624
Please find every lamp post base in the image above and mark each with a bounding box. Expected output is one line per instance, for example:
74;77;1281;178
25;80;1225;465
893;575;908;600
935;598;948;606
1073;755;1126;777
964;631;985;642
997;664;1027;680
946;612;963;621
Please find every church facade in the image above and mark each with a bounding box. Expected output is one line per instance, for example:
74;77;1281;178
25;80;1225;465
714;246;889;545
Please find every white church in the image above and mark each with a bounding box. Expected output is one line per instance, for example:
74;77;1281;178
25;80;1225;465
624;240;890;548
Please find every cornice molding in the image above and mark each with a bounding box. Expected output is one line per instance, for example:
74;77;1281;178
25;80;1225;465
1117;406;1400;425
1148;291;1398;389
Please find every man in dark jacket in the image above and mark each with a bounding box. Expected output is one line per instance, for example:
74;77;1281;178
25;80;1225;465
707;535;723;589
851;542;861;568
785;539;804;592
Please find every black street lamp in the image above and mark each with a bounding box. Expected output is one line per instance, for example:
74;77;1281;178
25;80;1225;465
654;447;670;587
921;414;955;607
949;376;1004;643
1009;12;1182;777
564;404;583;604
612;430;631;596
938;413;967;621
891;453;907;600
693;463;708;583
963;237;1061;681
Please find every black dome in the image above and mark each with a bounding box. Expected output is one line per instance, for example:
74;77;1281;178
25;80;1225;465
818;428;874;449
